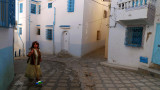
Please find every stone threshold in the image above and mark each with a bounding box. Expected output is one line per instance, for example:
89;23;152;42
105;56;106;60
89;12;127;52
100;61;160;78
138;66;160;78
100;61;138;72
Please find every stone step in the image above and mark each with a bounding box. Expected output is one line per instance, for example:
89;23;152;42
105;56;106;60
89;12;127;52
100;62;138;71
138;66;160;78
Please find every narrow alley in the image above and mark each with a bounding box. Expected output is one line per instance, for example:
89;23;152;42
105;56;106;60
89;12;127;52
9;48;160;90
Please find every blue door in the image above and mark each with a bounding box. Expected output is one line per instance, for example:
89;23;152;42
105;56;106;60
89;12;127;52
152;23;160;65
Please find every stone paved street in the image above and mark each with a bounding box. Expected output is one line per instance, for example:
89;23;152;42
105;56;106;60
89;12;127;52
9;48;160;90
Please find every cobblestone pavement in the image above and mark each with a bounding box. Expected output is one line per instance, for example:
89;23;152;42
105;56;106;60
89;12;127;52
9;48;160;90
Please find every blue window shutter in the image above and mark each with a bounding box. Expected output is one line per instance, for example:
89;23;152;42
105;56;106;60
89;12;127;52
67;0;75;12
20;3;23;13
0;0;15;27
31;4;36;14
9;0;15;27
48;3;52;8
125;27;143;47
38;5;41;14
46;29;52;40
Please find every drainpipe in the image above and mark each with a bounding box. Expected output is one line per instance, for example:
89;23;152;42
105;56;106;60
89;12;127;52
53;7;56;54
29;0;31;48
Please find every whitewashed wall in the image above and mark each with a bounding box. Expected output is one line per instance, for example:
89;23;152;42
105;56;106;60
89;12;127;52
0;28;14;90
82;0;109;56
108;0;159;68
54;0;84;57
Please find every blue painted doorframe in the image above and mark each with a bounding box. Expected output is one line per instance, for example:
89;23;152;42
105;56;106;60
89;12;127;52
152;23;160;65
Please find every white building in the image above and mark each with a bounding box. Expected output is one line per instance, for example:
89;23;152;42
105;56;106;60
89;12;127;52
0;0;15;89
16;0;110;57
106;0;160;69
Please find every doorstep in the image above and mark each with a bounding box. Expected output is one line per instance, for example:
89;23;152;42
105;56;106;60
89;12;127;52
100;61;138;72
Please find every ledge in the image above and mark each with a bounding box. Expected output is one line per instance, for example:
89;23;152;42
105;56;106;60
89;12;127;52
100;61;138;71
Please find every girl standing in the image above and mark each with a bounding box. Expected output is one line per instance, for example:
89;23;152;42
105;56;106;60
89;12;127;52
25;41;42;82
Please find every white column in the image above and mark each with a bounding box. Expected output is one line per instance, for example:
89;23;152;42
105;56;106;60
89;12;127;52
131;0;133;7
138;0;141;6
128;1;131;8
143;0;145;5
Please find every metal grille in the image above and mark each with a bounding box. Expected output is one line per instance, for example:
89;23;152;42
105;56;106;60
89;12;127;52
125;27;143;47
0;0;15;27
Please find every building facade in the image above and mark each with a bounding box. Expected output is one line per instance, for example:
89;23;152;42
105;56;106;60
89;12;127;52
16;0;110;57
0;0;15;89
106;0;159;69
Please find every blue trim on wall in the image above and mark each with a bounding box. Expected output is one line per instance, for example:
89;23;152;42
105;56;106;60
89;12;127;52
59;25;70;27
31;0;41;3
17;24;22;25
46;25;53;27
36;25;40;26
0;46;14;90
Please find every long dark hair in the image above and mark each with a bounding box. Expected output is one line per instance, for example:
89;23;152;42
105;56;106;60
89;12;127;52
30;41;40;50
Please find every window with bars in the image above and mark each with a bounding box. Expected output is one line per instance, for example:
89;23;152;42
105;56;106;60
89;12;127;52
67;0;74;12
46;29;52;40
19;27;22;35
0;0;15;27
37;28;40;35
31;4;36;14
125;27;143;47
20;3;23;13
48;3;52;8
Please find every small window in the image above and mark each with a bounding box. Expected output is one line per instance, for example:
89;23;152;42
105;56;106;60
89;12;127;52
19;27;22;35
46;29;52;40
37;28;40;35
20;3;23;13
122;3;124;9
67;0;75;12
125;27;143;47
38;5;41;14
103;10;107;18
48;3;52;8
31;4;36;14
119;4;121;9
97;31;101;40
